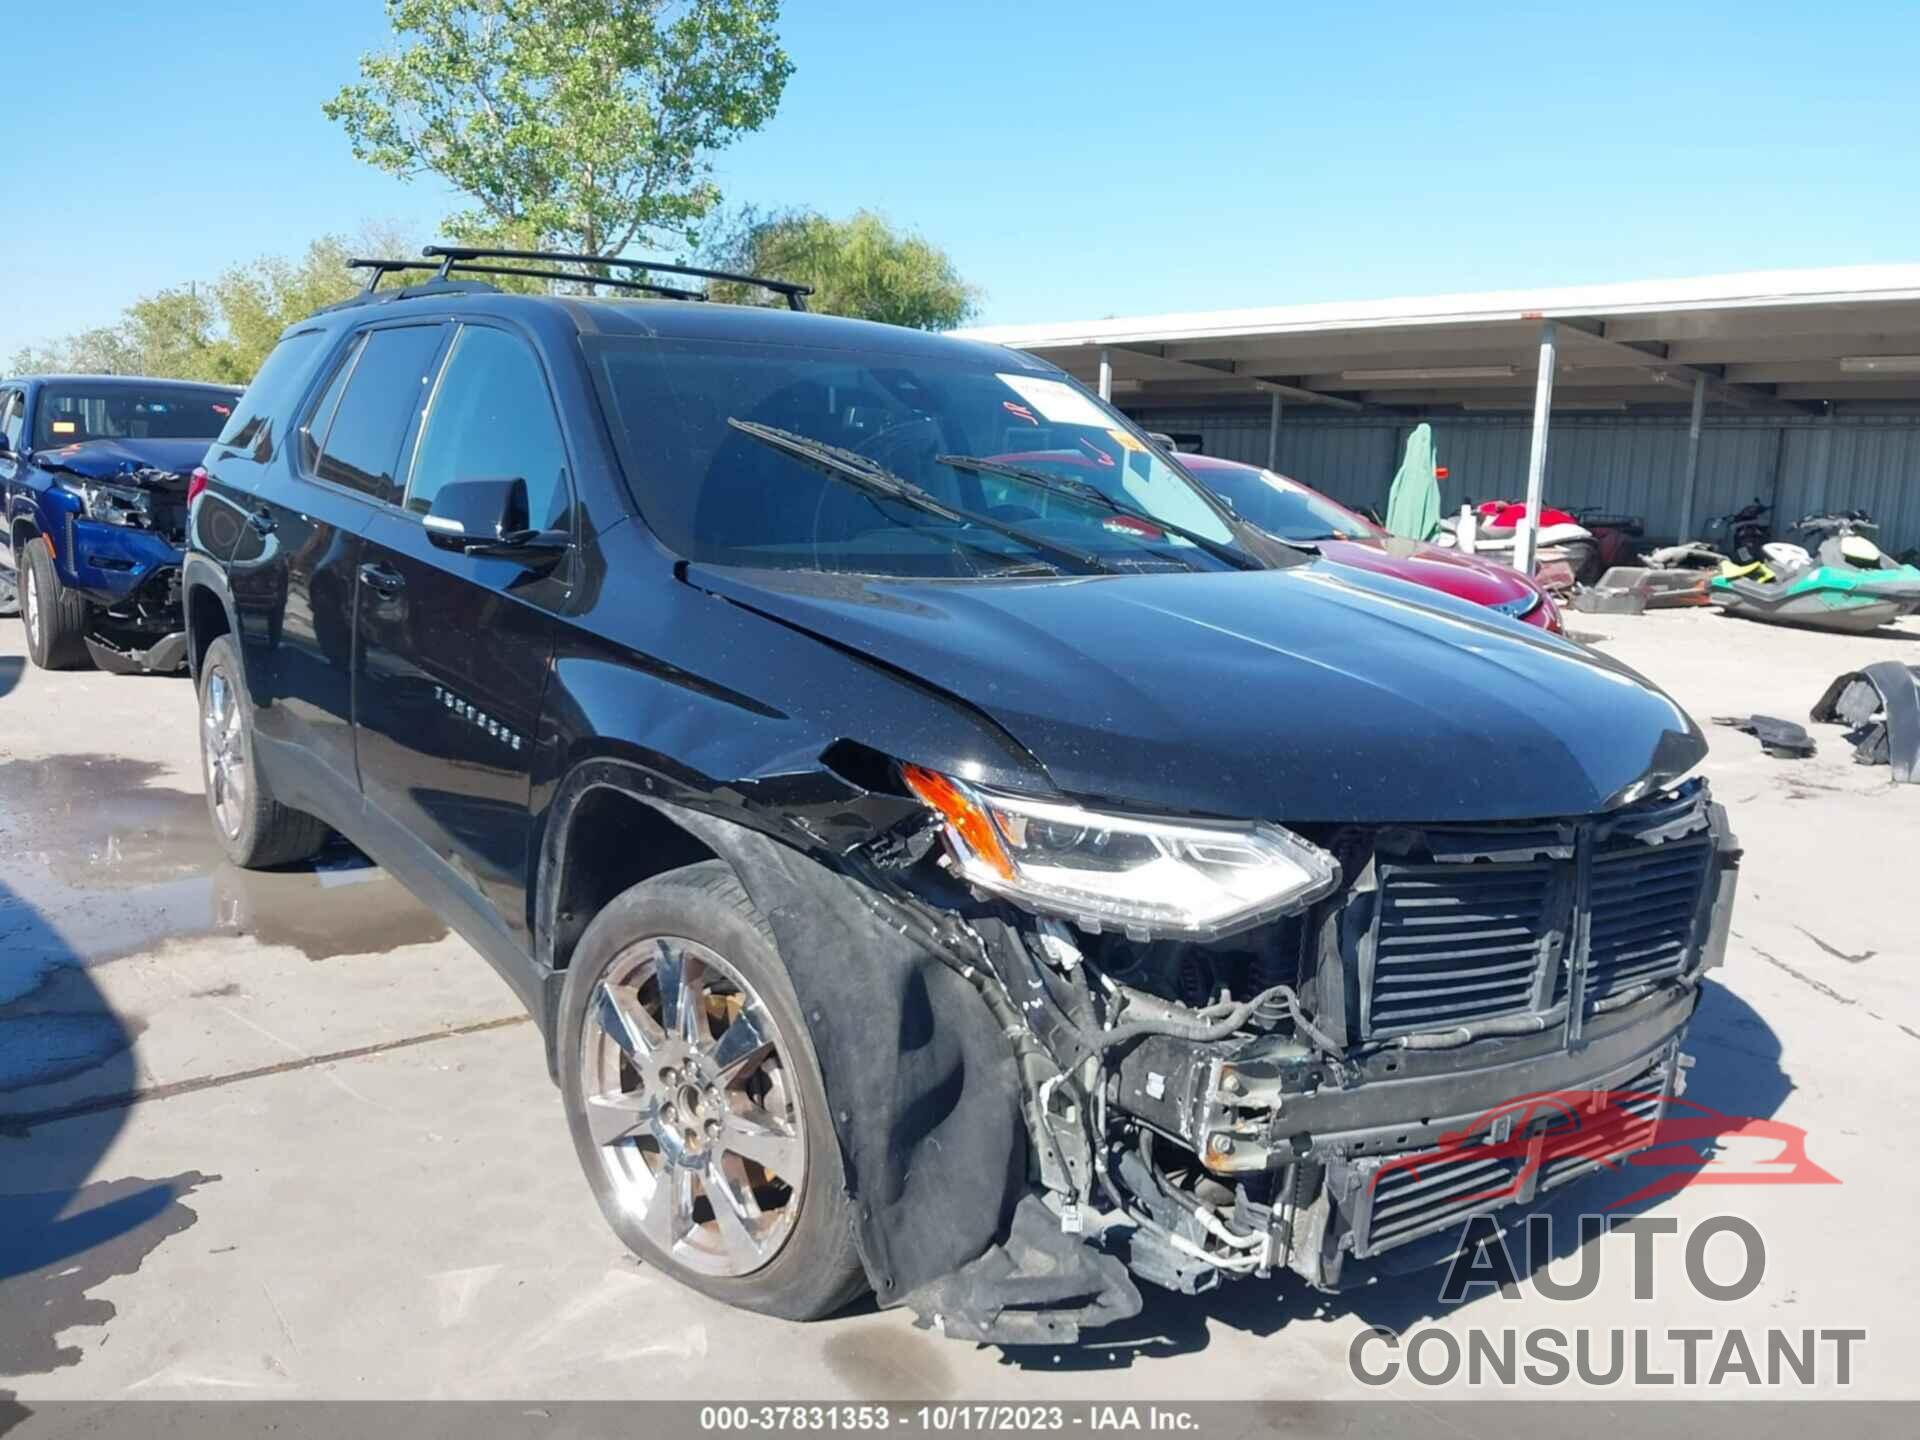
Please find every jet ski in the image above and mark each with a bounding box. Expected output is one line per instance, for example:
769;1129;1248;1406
1709;514;1920;634
1433;501;1594;595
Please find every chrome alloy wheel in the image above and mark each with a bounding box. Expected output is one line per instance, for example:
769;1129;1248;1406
202;669;248;838
22;564;39;646
582;936;807;1277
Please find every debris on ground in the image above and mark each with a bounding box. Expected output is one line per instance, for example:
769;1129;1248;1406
1644;542;1726;571
1574;570;1647;615
1810;661;1920;782
1574;565;1715;614
1713;713;1818;758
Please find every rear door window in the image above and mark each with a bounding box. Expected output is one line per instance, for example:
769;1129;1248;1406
404;325;572;529
313;324;447;505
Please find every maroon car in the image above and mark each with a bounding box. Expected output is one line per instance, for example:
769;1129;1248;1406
1176;454;1563;632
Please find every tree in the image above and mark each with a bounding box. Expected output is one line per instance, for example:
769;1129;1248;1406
213;236;369;376
122;287;226;382
325;0;792;256
6;225;420;383
705;208;980;330
7;328;136;378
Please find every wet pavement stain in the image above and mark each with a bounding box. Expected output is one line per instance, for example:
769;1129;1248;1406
821;1320;960;1401
0;753;448;1000
0;1170;218;1376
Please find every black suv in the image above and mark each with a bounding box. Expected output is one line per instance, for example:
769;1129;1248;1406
186;246;1739;1341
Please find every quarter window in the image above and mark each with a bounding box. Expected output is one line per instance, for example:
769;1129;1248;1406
218;329;322;459
313;325;447;504
298;337;361;475
406;325;571;530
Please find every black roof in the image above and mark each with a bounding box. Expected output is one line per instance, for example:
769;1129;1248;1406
562;294;1051;367
309;280;1052;371
303;244;1051;372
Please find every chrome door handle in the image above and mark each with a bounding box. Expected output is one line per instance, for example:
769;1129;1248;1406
357;562;406;596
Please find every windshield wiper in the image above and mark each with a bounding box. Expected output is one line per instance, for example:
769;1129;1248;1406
935;454;1263;572
726;419;1110;575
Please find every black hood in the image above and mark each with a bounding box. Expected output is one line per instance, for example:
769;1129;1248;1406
37;437;207;482
692;562;1705;825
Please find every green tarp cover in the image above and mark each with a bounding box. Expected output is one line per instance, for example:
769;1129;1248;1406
1386;422;1440;541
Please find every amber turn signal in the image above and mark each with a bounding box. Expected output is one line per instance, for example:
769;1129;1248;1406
900;763;1015;881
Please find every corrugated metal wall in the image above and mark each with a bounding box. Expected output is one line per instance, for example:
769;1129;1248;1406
1134;410;1920;553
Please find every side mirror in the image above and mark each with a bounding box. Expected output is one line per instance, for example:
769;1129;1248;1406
423;477;568;566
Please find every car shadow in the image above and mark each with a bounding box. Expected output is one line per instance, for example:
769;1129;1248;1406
990;980;1790;1370
0;655;22;699
0;878;216;1380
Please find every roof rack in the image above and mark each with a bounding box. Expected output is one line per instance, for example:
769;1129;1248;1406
360;245;810;311
427;244;811;310
347;255;707;303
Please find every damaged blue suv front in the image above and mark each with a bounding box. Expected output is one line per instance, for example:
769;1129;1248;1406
1;374;239;671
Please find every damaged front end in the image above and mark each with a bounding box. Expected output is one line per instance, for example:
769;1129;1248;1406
82;562;189;673
47;461;193;671
823;767;1740;1343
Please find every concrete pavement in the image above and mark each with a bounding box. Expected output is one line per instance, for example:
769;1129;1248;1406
2;607;1916;1400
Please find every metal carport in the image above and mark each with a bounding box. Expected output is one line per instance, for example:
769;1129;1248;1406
957;266;1920;564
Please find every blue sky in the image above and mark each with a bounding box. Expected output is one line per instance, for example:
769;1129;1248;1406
6;0;1917;358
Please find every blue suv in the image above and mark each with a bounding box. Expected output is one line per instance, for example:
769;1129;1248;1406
1;374;241;671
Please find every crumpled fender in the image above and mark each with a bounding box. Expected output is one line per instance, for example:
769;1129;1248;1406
655;805;1028;1306
1812;661;1920;782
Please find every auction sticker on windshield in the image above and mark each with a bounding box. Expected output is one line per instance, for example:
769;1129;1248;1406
996;373;1115;428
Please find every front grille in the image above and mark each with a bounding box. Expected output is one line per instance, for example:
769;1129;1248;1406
1365;861;1555;1036
1538;1059;1671;1191
1356;1147;1524;1255
1343;1047;1680;1260
1357;781;1717;1042
1586;833;1715;1000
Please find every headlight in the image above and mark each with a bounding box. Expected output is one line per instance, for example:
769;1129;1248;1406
69;479;155;528
901;764;1340;940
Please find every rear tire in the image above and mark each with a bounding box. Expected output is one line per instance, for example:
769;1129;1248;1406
21;537;91;670
197;634;329;868
558;861;867;1321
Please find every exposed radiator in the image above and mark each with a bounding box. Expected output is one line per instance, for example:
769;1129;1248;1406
1357;781;1718;1043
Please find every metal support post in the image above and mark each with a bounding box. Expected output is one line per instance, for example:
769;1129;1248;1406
1513;321;1558;575
1677;372;1707;540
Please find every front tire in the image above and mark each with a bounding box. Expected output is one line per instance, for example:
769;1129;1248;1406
197;634;329;868
558;861;866;1321
21;537;91;670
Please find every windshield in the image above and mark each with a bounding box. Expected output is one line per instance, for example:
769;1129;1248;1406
1189;461;1379;542
588;336;1245;577
34;384;236;448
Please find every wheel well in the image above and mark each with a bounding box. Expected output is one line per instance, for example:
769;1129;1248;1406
185;584;230;677
12;517;38;551
549;785;719;973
